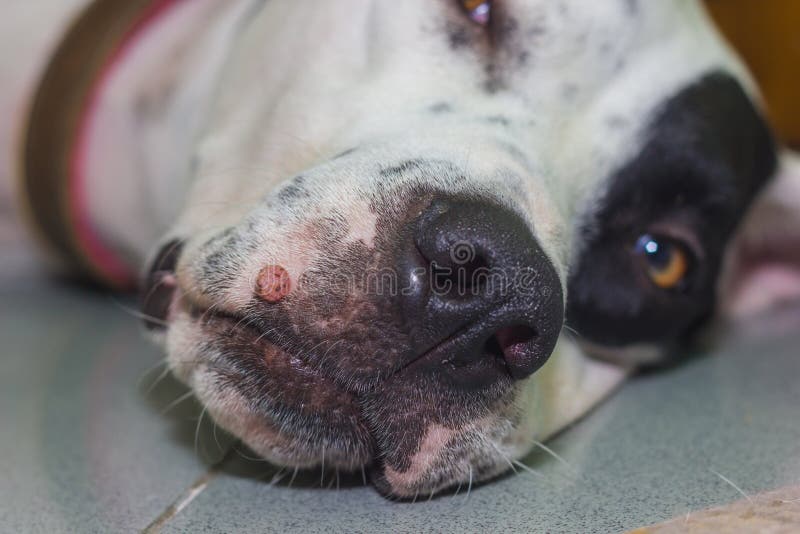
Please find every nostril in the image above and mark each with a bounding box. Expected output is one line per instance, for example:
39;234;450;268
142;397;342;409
430;249;490;297
489;325;545;380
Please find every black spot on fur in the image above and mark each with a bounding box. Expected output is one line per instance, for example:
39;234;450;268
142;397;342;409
484;115;511;127
197;228;248;299
562;84;579;100
496;141;533;171
527;24;547;38
483;64;504;94
277;175;309;202
448;25;472;50
429;102;453;114
334;147;358;159
624;0;640;16
605;115;629;130
379;159;426;178
493;14;519;43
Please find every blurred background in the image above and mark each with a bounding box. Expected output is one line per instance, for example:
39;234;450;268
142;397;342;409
707;0;800;149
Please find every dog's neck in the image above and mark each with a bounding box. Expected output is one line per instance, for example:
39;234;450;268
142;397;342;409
78;0;254;277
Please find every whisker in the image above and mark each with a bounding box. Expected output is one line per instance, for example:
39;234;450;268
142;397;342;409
160;390;195;415
212;418;223;453
288;466;299;488
308;338;345;376
142;365;172;397
112;298;170;327
452;480;463;500
253;327;279;344
270;469;288;486
320;445;326;487
232;442;268;462
194;407;208;460
530;438;574;472
136;358;168;389
512;459;544;479
486;439;518;475
710;469;753;504
562;324;583;340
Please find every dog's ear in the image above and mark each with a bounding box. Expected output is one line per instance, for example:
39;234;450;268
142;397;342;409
719;150;800;317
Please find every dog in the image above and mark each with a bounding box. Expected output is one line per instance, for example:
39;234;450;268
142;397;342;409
4;0;800;499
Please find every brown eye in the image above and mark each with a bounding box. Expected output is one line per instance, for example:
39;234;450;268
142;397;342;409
460;0;492;25
635;234;693;291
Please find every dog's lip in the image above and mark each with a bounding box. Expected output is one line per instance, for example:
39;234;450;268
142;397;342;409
176;293;309;365
188;303;340;388
176;288;514;390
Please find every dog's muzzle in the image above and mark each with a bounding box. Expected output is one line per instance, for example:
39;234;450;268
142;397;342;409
139;192;564;495
143;195;563;390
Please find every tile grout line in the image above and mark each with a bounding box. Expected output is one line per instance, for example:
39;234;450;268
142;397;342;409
141;448;235;533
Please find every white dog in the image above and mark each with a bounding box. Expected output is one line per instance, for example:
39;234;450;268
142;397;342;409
4;0;800;498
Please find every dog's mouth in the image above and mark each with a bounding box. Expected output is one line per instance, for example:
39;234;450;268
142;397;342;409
141;258;528;495
183;296;528;393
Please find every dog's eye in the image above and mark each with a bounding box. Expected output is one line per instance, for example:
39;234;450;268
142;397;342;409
634;234;693;291
460;0;491;25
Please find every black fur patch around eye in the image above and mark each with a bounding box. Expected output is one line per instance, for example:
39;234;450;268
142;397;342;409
566;71;777;351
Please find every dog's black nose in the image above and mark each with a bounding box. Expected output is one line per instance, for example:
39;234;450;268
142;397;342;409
399;197;564;388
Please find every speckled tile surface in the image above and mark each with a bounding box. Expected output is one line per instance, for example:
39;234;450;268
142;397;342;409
0;224;227;533
2;227;799;533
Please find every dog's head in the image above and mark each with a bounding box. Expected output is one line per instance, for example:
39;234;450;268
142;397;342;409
141;0;785;497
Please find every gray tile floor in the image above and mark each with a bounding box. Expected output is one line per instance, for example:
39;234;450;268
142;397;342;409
2;218;799;533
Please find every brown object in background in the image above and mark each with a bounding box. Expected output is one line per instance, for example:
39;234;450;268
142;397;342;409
706;0;800;148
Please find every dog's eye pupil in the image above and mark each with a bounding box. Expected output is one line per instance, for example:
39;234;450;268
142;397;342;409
460;0;491;25
635;234;692;291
